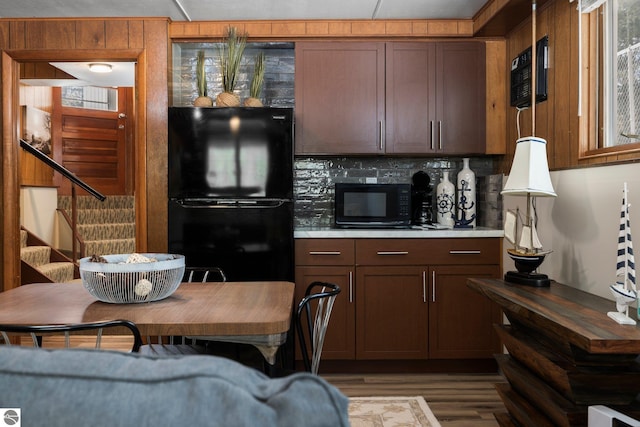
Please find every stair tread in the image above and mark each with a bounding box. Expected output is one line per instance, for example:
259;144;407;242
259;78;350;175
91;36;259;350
74;208;135;225
20;245;51;268
58;195;135;210
37;261;75;283
20;245;51;252
78;223;135;240
84;238;136;257
56;194;135;259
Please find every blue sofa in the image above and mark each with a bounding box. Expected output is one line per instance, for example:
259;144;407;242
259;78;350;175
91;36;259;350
0;346;349;427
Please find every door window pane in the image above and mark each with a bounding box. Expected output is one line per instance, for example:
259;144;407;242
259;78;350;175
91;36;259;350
61;86;117;111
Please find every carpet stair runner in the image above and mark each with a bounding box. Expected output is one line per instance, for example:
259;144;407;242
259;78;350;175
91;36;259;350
58;195;136;257
20;229;76;283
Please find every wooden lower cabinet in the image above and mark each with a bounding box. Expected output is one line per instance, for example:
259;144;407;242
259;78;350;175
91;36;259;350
295;237;501;364
429;265;501;359
356;266;428;359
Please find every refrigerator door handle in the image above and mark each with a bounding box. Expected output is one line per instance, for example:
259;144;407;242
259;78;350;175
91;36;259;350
175;199;286;209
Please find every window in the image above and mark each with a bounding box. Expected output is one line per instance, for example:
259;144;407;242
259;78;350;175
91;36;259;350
580;0;640;157
61;86;118;111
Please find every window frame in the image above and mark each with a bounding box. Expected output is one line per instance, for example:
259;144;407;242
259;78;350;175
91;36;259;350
579;0;640;159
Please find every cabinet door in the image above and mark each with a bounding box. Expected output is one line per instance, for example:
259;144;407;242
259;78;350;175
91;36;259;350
294;42;385;155
436;42;486;154
385;43;437;154
356;266;428;359
295;266;355;360
428;264;501;359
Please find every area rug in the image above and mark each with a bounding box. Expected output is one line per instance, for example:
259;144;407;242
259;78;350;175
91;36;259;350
348;396;441;427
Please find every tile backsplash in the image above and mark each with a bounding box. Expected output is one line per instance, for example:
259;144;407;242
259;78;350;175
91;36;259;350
294;156;502;229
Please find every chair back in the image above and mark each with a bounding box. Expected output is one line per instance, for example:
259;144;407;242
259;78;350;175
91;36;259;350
0;320;142;352
295;281;341;375
184;267;227;283
152;266;228;347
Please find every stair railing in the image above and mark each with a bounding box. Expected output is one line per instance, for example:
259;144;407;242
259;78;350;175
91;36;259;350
20;139;105;264
55;208;87;259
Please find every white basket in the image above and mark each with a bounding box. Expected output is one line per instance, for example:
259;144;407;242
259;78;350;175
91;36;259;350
79;254;185;304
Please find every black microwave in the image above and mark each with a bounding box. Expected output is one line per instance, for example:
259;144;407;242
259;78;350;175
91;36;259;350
334;183;411;228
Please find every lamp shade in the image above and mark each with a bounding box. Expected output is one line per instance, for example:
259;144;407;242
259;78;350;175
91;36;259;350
502;136;557;197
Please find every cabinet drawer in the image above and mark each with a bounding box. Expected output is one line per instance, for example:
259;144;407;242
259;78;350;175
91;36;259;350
355;238;500;265
295;239;355;266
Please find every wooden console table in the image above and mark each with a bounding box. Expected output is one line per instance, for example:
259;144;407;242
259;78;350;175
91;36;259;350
468;278;640;427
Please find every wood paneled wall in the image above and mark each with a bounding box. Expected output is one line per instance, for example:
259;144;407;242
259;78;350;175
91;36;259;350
500;0;580;173
498;0;636;174
170;19;475;39
0;18;169;290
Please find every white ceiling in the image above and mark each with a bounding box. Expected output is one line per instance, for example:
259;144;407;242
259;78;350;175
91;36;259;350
0;0;488;21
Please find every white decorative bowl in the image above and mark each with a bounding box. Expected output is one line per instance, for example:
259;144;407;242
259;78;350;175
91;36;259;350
79;253;185;304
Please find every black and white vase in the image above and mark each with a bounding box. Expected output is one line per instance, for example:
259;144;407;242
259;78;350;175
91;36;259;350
455;158;476;228
436;171;455;228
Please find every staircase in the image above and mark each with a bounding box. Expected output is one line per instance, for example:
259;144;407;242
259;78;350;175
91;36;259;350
20;228;77;284
57;195;136;258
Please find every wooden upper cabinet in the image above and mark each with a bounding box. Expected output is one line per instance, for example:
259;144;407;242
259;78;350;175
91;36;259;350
294;42;385;155
295;41;486;156
386;42;486;155
385;43;437;154
435;42;486;155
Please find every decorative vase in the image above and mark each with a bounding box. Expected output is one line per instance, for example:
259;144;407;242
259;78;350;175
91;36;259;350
194;96;213;107
216;91;241;107
436;171;455;228
455;158;476;228
194;50;213;107
244;53;265;107
216;27;247;108
243;97;263;107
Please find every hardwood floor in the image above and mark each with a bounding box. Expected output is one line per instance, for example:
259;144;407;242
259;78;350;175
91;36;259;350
321;372;507;426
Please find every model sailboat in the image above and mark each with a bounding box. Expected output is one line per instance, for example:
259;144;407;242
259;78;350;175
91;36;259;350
607;182;637;325
503;201;552;286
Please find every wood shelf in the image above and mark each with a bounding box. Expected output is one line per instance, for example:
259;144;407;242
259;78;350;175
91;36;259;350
469;278;640;426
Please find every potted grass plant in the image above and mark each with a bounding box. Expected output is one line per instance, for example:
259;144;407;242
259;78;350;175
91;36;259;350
244;52;265;107
193;50;213;107
216;27;247;107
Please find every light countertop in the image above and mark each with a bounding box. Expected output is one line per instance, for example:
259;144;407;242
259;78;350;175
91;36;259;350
294;226;504;239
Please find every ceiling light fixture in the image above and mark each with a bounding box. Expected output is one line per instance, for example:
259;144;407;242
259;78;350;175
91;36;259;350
89;63;112;73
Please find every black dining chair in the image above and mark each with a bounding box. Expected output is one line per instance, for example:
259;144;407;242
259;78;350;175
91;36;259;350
140;266;229;356
184;266;227;283
0;319;143;353
296;281;341;375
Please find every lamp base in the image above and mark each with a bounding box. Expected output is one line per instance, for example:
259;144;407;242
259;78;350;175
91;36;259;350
504;270;551;287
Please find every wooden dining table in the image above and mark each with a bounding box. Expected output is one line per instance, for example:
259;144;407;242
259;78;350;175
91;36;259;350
0;281;295;364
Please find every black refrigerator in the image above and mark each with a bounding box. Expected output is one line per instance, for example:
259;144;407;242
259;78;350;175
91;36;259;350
168;107;294;283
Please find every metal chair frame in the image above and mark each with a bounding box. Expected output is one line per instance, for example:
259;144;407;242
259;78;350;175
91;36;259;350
144;266;228;354
295;281;341;375
0;319;143;352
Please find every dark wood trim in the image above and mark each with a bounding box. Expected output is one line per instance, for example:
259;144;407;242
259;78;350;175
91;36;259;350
1;47;151;288
5;48;143;62
1;52;21;291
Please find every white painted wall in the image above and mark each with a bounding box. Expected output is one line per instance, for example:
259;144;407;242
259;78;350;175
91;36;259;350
20;186;58;246
503;162;640;301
